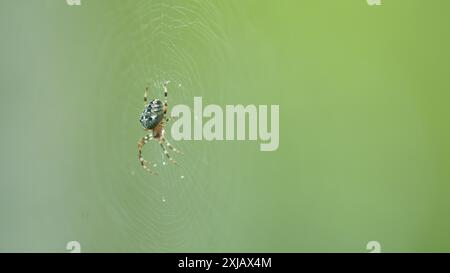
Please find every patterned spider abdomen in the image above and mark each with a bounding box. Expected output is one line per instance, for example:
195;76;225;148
140;99;164;130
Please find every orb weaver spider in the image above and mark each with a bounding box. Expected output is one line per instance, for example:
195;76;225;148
138;81;182;175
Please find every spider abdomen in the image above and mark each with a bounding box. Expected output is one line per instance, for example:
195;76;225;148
140;99;164;130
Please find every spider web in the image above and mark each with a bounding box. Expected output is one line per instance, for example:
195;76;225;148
88;0;232;251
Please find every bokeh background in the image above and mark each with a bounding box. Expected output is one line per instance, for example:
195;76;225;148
1;0;450;252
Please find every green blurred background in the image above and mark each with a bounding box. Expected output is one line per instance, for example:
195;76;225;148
1;0;450;252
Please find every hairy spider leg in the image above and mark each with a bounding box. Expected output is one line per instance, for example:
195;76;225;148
138;134;158;175
163;80;170;114
159;140;177;165
162;137;183;155
144;86;149;106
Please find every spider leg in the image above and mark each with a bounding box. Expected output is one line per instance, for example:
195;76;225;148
159;140;177;165
138;134;158;175
144;87;149;106
163;80;170;114
162;137;183;155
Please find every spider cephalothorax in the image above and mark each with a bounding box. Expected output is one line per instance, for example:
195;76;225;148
137;81;182;175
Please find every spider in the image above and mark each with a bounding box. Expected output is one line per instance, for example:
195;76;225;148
138;81;182;175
